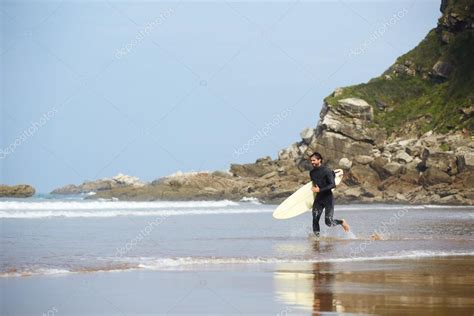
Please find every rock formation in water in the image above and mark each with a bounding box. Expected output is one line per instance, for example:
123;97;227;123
0;184;35;198
51;173;146;195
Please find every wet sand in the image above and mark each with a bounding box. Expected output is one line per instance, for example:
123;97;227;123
274;255;474;315
2;256;473;315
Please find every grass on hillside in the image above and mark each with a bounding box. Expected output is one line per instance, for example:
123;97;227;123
324;23;474;135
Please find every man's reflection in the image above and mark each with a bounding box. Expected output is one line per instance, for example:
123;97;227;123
310;240;339;314
273;240;344;314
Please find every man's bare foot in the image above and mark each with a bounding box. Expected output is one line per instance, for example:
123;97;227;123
341;219;350;232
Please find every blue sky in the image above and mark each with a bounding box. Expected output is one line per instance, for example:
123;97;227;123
1;0;441;192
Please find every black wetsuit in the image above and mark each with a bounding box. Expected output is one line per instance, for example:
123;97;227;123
310;165;343;236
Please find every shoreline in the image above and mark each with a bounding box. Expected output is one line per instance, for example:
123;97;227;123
2;255;474;315
3;252;474;279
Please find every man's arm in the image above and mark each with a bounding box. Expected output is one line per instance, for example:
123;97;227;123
309;170;315;185
310;170;320;193
318;168;335;193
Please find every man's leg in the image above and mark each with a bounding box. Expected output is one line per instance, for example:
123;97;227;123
324;197;349;231
312;200;324;236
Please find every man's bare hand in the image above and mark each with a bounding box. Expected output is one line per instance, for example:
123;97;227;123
312;186;320;193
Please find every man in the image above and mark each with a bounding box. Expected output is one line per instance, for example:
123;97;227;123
309;152;350;236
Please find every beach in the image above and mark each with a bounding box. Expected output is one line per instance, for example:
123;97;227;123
2;0;473;314
2;257;474;315
1;198;473;315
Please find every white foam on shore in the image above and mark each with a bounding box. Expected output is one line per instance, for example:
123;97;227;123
0;200;238;211
135;251;474;270
0;268;72;278
240;197;262;204
2;251;473;277
1;200;471;219
1;200;471;213
0;208;273;219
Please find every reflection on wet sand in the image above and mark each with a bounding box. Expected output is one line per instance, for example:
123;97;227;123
309;241;340;313
274;241;474;315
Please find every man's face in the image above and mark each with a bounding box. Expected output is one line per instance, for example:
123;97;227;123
310;156;321;168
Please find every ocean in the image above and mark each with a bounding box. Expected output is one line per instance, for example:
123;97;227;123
1;197;473;314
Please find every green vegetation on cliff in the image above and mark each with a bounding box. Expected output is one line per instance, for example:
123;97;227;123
325;0;474;136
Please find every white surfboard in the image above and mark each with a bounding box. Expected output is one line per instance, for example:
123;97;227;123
273;169;343;220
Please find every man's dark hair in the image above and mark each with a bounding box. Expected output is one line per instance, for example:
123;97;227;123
310;152;323;160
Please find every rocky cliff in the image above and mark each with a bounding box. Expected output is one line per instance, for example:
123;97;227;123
276;98;473;204
53;0;473;205
232;0;474;205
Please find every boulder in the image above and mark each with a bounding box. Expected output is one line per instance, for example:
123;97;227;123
354;155;374;165
343;187;364;200
318;101;386;146
307;131;374;167
406;157;423;172
394;150;413;164
385;142;404;153
420;168;452;186
300;128;315;144
346;164;380;187
431;60;453;79
400;169;420;185
370;156;390;179
337;98;373;120
462;152;474;169
0;184;35;198
383;162;403;177
339;158;352;170
426;152;458;175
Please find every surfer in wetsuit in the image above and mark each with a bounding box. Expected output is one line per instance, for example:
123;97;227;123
309;152;350;237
